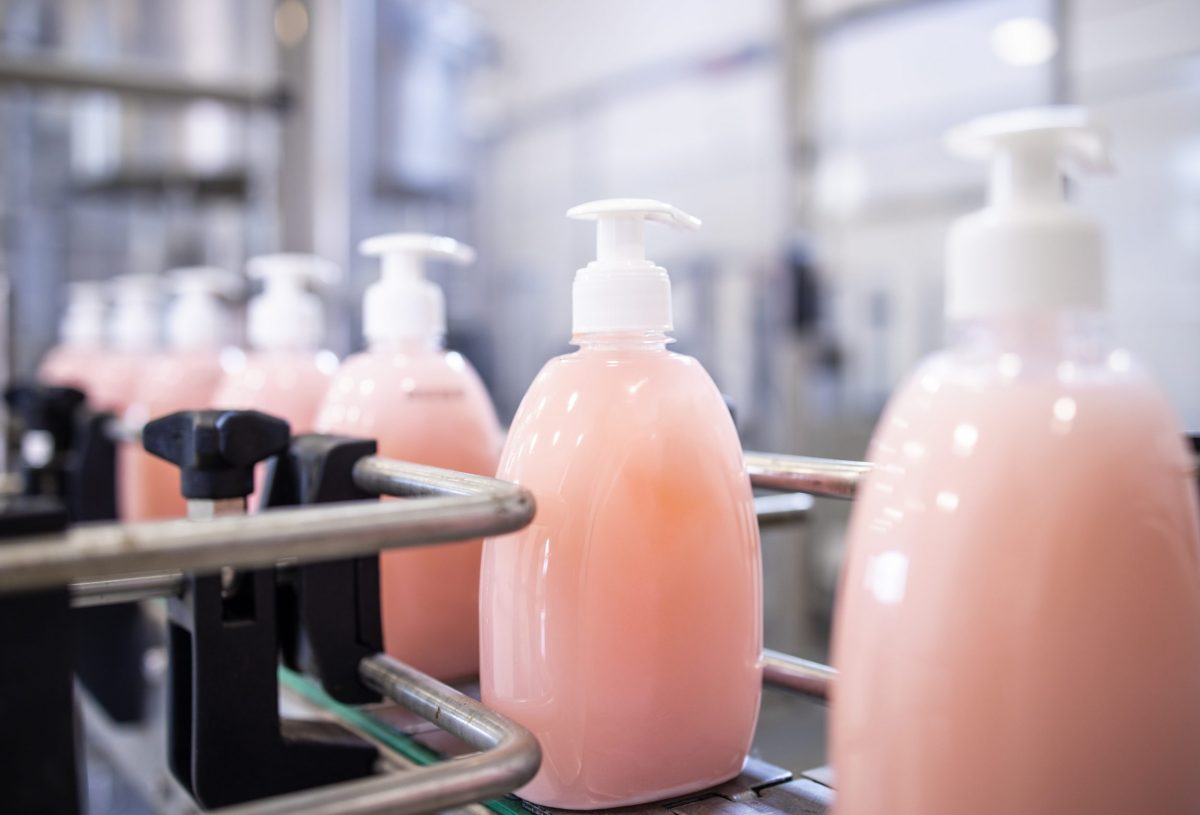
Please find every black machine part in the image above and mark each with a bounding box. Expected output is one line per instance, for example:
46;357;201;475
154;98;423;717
0;497;81;815
5;383;145;722
263;433;384;705
153;409;377;808
4;384;85;502
143;408;290;500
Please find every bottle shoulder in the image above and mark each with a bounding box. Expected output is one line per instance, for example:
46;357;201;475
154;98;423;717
870;345;1190;480
317;347;501;448
501;348;741;481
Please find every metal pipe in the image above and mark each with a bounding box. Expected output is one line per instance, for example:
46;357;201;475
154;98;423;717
746;451;871;500
215;655;542;815
0;53;288;110
70;571;185;607
754;492;814;526
763;648;834;700
0;458;534;594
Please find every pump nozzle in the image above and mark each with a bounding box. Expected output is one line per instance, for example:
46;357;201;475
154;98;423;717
165;266;243;351
945;105;1110;319
108;273;161;352
566;198;700;335
946;106;1111;207
61;281;107;349
359;233;474;344
246;254;338;351
567;198;700;266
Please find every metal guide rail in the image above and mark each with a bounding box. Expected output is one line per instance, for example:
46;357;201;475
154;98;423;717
0;455;534;593
65;453;859;604
215;655;543;815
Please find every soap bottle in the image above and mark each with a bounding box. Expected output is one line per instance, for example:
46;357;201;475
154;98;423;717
38;281;108;394
212;253;339;435
831;107;1200;815
479;199;762;809
314;233;502;680
89;273;160;415
119;266;242;521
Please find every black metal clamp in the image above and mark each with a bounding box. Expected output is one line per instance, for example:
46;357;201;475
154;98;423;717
0;497;80;815
4;383;149;725
145;409;378;809
263;433;384;704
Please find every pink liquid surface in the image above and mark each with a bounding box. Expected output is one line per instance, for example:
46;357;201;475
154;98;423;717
315;342;502;680
480;338;762;809
89;351;156;415
212;351;333;434
832;346;1200;814
119;351;227;521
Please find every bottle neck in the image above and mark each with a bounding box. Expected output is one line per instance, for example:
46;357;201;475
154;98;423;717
368;334;444;354
571;330;672;351
950;310;1110;362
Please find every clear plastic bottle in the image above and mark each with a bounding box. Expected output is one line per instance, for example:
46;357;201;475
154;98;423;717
315;233;502;680
119;266;242;521
39;281;108;395
480;200;762;809
832;108;1200;815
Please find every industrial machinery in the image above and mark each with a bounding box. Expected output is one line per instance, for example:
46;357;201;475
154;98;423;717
0;384;855;814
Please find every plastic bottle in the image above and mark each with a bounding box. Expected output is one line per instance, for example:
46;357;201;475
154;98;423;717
213;253;339;436
314;233;502;680
479;199;762;809
38;281;108;394
831;107;1200;815
89;273;160;415
119;266;242;521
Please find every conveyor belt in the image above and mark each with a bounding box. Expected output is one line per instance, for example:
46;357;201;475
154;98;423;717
519;759;832;815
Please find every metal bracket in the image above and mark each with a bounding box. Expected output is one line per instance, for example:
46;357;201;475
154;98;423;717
0;497;81;815
263;433;383;704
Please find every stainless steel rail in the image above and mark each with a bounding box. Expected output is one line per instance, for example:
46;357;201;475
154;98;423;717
763;648;834;700
71;570;184;607
216;655;542;815
746;451;872;500
0;457;534;594
0;53;287;110
69;482;819;606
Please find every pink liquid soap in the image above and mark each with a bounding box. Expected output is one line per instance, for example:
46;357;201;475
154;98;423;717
119;266;241;521
832;339;1200;814
315;233;500;680
481;336;762;809
481;200;762;810
832;109;1200;815
316;340;501;678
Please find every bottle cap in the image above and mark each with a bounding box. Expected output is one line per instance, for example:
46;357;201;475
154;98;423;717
359;233;475;343
246;253;338;351
165;266;242;351
945;106;1111;319
108;273;160;352
60;281;107;349
566;198;700;334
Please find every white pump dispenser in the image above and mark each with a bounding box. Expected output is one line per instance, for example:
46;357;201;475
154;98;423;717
165;266;242;351
108;273;161;352
246;253;338;351
359;233;475;344
60;281;107;349
945;106;1111;320
566;198;701;335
